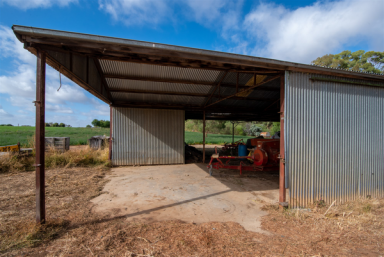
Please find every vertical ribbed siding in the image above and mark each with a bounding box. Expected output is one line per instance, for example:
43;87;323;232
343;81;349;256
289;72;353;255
112;107;185;165
286;72;384;208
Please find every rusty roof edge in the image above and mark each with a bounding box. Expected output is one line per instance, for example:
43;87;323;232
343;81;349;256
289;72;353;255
12;25;384;81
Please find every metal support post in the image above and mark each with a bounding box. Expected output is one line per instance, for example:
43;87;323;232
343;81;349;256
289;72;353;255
203;111;206;164
109;106;112;161
35;49;46;223
279;75;287;209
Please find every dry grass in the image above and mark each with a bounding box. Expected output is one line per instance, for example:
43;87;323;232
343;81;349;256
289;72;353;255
261;198;384;255
0;146;110;173
0;166;111;254
1;160;383;256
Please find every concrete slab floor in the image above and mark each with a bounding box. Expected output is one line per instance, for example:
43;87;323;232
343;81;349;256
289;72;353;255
91;163;280;233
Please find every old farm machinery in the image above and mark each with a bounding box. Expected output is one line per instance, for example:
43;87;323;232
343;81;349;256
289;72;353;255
208;139;280;175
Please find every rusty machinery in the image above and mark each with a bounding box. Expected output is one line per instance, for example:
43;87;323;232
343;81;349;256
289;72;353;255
207;139;280;175
222;139;244;155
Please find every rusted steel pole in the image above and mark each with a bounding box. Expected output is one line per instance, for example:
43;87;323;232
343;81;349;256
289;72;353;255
279;75;286;208
203;111;206;164
109;106;112;161
35;49;46;223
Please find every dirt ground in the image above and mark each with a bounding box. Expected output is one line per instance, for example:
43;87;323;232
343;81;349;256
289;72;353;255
1;165;384;256
91;164;280;233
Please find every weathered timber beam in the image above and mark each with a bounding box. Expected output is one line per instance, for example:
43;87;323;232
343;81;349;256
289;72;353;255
93;58;114;103
204;71;228;106
42;50;111;104
205;75;282;108
105;74;216;85
104;74;280;91
112;101;279;113
31;42;281;73
109;88;274;101
24;37;286;71
24;40;384;82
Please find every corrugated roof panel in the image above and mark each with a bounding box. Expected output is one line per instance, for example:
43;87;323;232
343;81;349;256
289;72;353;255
111;92;206;106
106;78;213;94
100;59;223;83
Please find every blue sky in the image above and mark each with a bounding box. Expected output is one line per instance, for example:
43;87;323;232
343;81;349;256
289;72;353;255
0;0;383;127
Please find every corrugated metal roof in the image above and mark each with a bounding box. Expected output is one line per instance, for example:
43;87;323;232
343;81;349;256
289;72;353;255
100;59;223;84
12;25;383;121
13;25;384;80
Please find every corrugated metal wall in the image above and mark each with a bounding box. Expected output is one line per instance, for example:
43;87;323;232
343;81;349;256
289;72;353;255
285;71;384;208
112;107;185;165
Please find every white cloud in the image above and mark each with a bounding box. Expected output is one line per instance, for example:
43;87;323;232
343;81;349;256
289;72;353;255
243;0;384;63
46;104;73;113
0;0;77;10
98;0;171;26
0;107;13;118
0;26;102;126
0;26;36;65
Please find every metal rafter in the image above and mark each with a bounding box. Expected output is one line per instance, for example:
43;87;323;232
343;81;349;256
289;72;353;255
204;71;229;107
205;75;281;108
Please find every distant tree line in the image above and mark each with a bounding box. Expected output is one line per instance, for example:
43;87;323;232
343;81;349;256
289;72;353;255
91;119;110;128
185;120;280;137
0;124;13;126
45;122;71;127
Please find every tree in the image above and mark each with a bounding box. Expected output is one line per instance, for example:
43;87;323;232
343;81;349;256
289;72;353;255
246;124;262;137
52;122;59;127
312;50;384;74
100;120;110;128
59;123;65;127
86;125;92;128
91;119;101;127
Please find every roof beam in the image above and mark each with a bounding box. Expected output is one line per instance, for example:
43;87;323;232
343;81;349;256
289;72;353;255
112;101;278;112
40;48;111;104
17;32;384;82
93;58;113;103
105;74;217;85
103;74;280;91
204;71;228;106
205;75;282;108
109;88;274;101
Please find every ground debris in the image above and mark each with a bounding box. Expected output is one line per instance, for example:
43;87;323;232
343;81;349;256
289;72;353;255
184;143;204;163
1;166;383;256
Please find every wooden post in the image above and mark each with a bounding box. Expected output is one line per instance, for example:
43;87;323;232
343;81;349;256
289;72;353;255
279;75;286;209
203;111;206;164
109;106;112;161
35;49;46;223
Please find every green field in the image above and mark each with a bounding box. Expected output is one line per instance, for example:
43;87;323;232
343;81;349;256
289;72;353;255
0;126;110;147
0;126;254;147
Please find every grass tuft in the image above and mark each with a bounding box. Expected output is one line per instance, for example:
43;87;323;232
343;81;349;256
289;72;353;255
0;219;69;253
0;146;110;173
